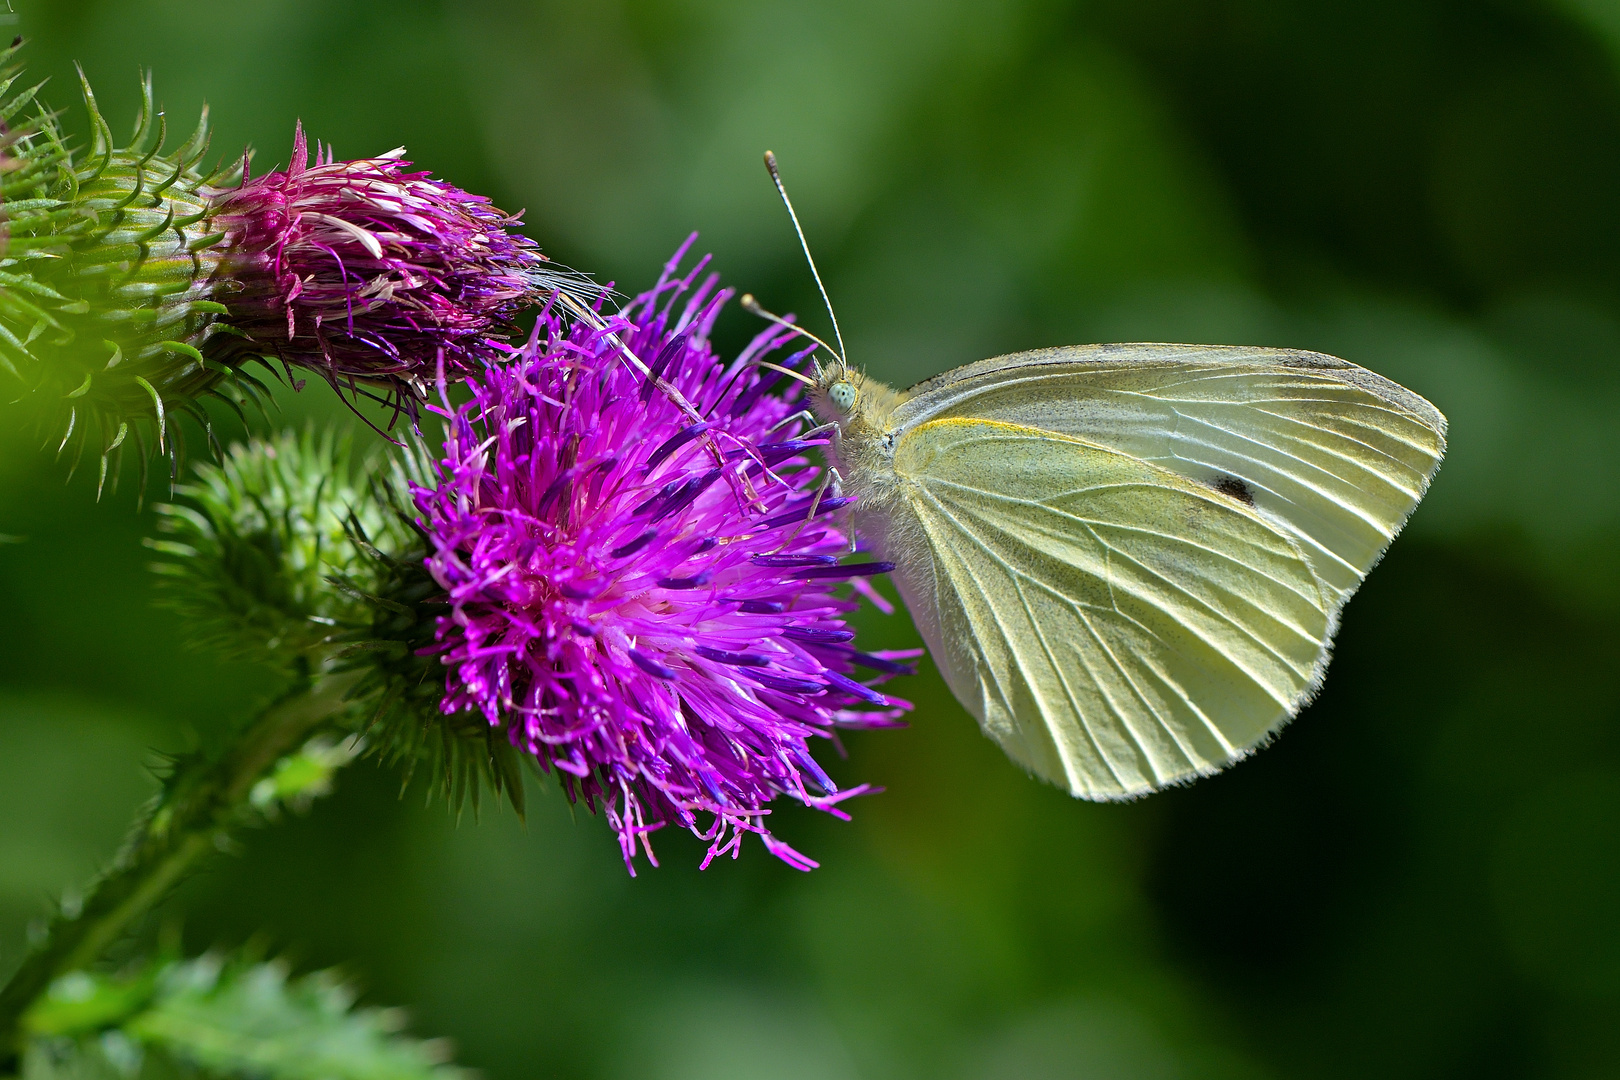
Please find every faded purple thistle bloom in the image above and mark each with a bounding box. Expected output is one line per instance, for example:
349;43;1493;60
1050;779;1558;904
207;124;575;403
414;240;915;872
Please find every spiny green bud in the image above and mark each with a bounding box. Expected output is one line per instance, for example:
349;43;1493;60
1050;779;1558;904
146;428;402;668
148;427;529;816
1;47;254;493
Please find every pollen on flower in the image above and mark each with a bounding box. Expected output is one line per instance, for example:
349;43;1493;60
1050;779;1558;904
207;124;581;410
413;238;916;872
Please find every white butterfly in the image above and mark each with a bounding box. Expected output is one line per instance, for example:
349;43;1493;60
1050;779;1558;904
756;150;1447;799
808;344;1445;799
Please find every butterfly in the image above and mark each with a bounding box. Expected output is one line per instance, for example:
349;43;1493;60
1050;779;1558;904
752;151;1447;799
806;344;1446;799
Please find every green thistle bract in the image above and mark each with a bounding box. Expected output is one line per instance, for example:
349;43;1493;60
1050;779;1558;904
329;441;533;819
1;48;256;493
147;428;398;668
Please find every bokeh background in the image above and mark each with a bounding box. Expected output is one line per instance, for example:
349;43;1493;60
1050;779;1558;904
4;1;1620;1076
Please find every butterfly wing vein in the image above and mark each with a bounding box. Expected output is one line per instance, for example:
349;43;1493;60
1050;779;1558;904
889;417;1338;800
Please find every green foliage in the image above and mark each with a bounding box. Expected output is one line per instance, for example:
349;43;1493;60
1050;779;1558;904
21;954;464;1080
146;429;394;669
0;42;266;492
247;736;361;817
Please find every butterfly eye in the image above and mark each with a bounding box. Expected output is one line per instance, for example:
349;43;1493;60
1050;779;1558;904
829;380;858;414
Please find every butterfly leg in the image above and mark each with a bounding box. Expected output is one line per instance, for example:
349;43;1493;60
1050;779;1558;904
831;468;859;554
767;410;841;446
768;466;844;553
767;409;817;435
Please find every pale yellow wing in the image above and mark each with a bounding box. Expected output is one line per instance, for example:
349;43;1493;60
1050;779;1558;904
885;416;1338;799
892;345;1446;598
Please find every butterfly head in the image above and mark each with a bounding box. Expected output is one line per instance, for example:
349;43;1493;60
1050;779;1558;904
816;356;859;416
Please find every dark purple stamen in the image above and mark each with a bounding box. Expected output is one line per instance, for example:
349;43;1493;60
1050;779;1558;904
752;553;840;568
630;648;678;679
557;580;607;600
727;438;825;464
699;770;728;806
651;469;722;523
840;648;917;675
657;571;714;590
792;747;837;796
781;626;856;644
646;422;714;472
695;646;772;667
793;561;896;580
632;477;686;518
755;495;858;532
822;670;888;705
641;329;692;402
731;343;816;417
536;467;577;516
748;671;827;694
611;529;658;558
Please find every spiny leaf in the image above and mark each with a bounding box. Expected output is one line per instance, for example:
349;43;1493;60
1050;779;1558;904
23;953;466;1080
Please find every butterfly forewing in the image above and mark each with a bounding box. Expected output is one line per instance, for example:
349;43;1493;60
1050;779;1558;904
887;416;1337;799
891;345;1447;598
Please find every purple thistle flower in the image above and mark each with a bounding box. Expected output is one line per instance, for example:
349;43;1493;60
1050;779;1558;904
207;124;572;401
414;239;915;872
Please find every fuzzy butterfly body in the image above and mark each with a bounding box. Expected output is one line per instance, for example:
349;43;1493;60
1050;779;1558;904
810;343;1446;800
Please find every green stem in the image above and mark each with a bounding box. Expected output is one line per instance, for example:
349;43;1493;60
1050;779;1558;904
0;670;360;1057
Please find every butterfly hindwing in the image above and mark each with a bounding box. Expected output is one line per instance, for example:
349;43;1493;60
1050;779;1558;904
886;416;1337;799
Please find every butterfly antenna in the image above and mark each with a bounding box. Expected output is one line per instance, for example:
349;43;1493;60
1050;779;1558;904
763;150;847;370
740;293;843;361
755;359;818;388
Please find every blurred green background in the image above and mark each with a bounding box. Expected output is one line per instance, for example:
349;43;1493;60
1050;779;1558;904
4;0;1620;1076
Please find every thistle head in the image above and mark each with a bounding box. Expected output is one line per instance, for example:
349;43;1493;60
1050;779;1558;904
206;124;579;408
409;242;916;871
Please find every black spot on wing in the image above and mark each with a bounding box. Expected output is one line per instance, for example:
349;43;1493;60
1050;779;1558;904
1212;474;1256;506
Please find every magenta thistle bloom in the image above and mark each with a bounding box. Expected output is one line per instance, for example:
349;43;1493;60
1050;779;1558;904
414;241;914;872
208;124;570;400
